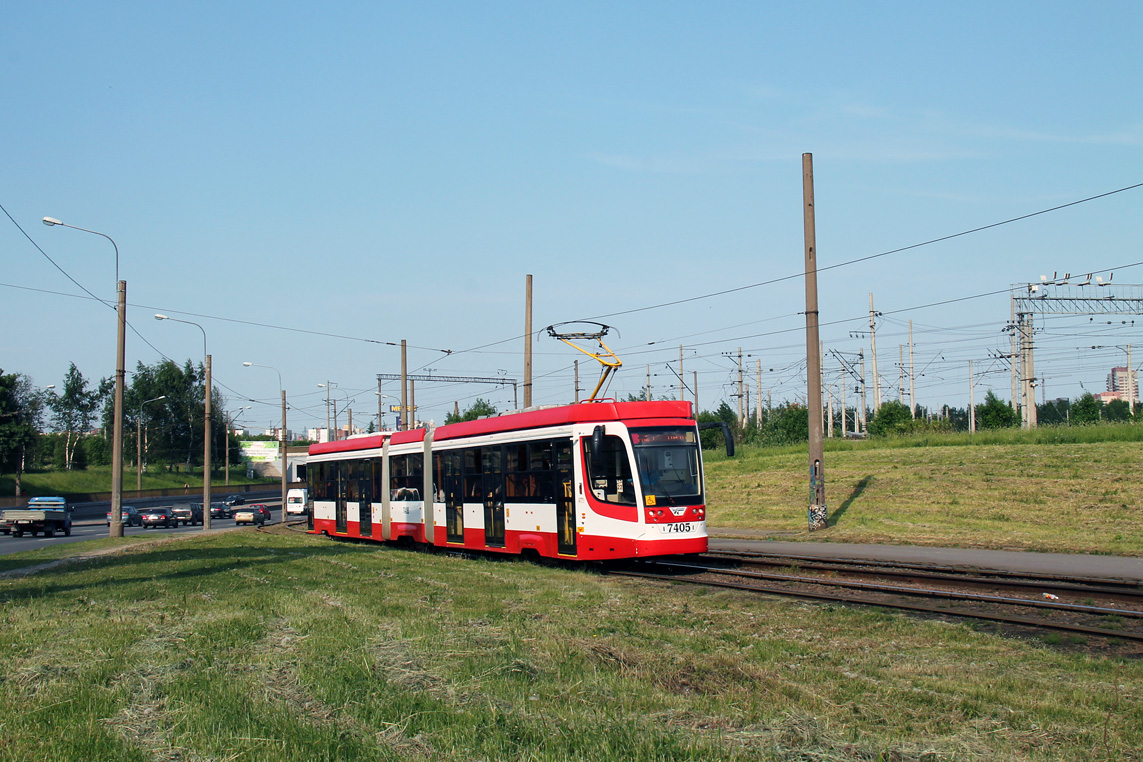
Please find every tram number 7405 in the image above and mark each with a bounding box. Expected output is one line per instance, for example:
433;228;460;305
658;522;693;534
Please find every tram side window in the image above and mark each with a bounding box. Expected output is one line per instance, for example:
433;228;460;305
390;453;424;500
463;447;483;501
345;459;362;503
585;435;636;505
502;438;561;503
313;462;336;501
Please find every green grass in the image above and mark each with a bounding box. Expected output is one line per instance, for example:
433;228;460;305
1;465;276;498
0;528;1140;761
705;436;1143;555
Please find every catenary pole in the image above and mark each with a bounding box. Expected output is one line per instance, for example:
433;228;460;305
524;274;533;408
803;153;826;530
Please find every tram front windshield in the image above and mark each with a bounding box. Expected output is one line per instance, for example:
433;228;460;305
631;427;703;506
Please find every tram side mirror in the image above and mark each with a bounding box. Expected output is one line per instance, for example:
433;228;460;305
590;425;605;467
698;422;735;457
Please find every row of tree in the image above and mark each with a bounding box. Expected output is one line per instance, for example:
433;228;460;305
1;360;246;494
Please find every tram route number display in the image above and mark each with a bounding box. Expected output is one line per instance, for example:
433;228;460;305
659;522;693;534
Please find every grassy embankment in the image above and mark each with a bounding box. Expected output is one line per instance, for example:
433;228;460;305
1;527;1140;761
705;424;1143;556
0;466;276;498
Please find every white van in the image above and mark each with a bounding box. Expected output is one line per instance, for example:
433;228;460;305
286;488;309;515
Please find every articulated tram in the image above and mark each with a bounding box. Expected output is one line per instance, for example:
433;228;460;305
305;400;708;560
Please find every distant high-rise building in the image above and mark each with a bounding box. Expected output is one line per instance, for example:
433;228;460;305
1107;366;1138;403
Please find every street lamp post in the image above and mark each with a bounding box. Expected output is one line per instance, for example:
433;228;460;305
318;382;333;441
136;395;167;492
244;362;288;522
155;314;212;531
375;392;390;431
43;217;127;537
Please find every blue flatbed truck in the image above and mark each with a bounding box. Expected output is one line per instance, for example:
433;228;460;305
1;496;73;537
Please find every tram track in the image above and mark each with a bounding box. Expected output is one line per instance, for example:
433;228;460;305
612;552;1143;645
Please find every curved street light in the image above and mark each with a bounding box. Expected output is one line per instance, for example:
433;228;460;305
244;362;288;520
44;216;127;537
155;314;213;531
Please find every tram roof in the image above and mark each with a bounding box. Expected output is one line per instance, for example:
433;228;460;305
308;399;694;456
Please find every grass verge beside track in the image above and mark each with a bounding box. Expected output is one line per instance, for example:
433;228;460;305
0;528;1140;761
705;440;1143;556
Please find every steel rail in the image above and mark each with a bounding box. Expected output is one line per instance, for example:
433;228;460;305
704;550;1143;592
612;569;1143;643
701;552;1143;600
650;560;1143;619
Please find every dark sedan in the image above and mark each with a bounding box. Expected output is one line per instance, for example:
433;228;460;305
106;506;143;527
224;494;246;507
140;507;178;528
209;502;231;519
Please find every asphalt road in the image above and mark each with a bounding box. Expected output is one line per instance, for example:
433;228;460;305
0;492;289;557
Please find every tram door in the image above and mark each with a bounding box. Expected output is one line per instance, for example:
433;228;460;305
334;461;348;534
438;451;464;544
359;460;373;537
483;446;505;548
555;440;576;555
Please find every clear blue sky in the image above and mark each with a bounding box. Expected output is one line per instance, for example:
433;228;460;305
4;1;1142;433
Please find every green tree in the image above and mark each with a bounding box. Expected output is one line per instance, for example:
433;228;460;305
1;370;45;494
768;404;809;445
1104;398;1131;422
1070;393;1103;425
867;400;915;437
445;398;498;425
47;363;102;470
975;390;1018;430
1037;398;1070;425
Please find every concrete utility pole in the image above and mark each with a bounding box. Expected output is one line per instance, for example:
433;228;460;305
803;153;826;530
693;371;699;414
869;293;881;413
898;345;904;402
1129;345;1136;415
324;381;331;439
410;380;416;429
840;367;847;438
756;360;762;430
203;354;212;530
401;340;408;431
574;360;580;403
859;350;867;434
679;346;685;401
1010;295;1019;415
377;378;384;431
909;320;915;418
1019;312;1037;428
737;347;744;429
524;274;533;408
646;365;651;401
969;360;976;433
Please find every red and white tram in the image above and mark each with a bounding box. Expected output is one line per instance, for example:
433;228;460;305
305;400;708;560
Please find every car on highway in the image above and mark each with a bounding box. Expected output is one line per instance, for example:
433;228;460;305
107;505;143;527
140;507;178;528
209;502;231;519
233;506;266;526
248;503;271;523
224;494;246;507
172;503;203;525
